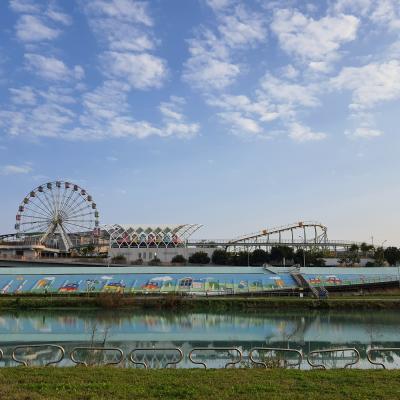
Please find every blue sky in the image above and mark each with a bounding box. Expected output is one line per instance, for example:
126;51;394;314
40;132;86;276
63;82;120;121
1;0;400;245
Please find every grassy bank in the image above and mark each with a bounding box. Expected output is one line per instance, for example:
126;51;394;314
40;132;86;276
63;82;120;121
1;293;400;310
0;368;399;400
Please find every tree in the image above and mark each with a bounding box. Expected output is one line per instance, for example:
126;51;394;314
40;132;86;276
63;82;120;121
384;247;400;266
360;242;374;256
229;251;250;266
339;245;360;266
270;246;294;264
211;249;229;265
86;244;95;255
294;249;326;267
171;254;187;264
308;251;326;267
349;244;360;253
294;249;306;266
188;251;210;264
250;249;269;265
373;247;385;266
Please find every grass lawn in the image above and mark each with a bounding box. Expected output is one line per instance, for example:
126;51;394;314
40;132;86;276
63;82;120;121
0;368;399;400
1;294;400;311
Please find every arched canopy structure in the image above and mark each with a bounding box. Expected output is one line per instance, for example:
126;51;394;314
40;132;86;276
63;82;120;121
102;224;203;249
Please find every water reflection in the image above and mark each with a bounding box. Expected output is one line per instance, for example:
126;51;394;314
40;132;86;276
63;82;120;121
0;309;399;369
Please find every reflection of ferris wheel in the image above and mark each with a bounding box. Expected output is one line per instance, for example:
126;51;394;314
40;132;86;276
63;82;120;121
15;181;99;251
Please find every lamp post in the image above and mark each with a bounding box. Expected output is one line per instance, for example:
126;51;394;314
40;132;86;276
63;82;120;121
298;235;305;268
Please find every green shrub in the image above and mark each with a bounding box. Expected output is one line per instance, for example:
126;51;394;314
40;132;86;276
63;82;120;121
111;255;127;264
188;251;210;264
171;255;186;264
148;257;161;266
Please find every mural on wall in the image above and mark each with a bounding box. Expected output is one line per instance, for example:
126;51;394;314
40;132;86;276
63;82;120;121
0;271;397;295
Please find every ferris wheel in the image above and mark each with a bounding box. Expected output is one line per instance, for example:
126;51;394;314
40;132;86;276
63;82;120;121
15;181;99;251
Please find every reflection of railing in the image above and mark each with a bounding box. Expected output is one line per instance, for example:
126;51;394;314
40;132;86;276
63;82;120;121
70;347;124;366
367;348;400;369
307;348;360;369
129;347;183;369
12;344;65;366
188;347;242;369
249;348;302;369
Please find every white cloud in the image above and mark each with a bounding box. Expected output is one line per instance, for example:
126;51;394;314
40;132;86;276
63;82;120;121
288;122;327;142
345;127;383;138
102;52;167;89
208;94;280;122
260;73;319;108
183;5;267;91
9;86;36;105
183;50;240;90
0;164;32;175
85;0;153;26
9;0;39;13
205;0;232;11
85;12;155;52
83;0;166;92
15;15;60;42
207;93;283;137
218;6;267;48
271;9;359;70
206;71;323;140
159;97;199;138
164;122;200;138
25;54;84;81
334;0;400;31
1;81;200;141
218;111;262;135
46;9;72;26
331;60;400;109
281;64;299;79
159;97;186;121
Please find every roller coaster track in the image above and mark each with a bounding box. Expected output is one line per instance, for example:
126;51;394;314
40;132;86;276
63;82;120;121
226;221;328;246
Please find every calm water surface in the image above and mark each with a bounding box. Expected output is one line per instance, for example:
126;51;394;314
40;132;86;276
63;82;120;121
0;309;399;369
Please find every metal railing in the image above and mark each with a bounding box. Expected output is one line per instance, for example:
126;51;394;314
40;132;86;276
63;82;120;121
12;344;65;367
70;347;124;366
188;347;242;369
367;348;400;369
307;348;360;369
129;347;183;369
249;348;302;369
2;344;400;370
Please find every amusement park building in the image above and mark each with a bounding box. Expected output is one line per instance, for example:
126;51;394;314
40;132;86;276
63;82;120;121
104;224;214;263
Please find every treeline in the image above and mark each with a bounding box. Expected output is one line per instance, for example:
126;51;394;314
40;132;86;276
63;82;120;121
184;246;326;266
107;243;400;267
341;243;400;267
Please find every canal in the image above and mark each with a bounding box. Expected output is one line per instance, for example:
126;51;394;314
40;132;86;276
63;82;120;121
0;309;399;369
